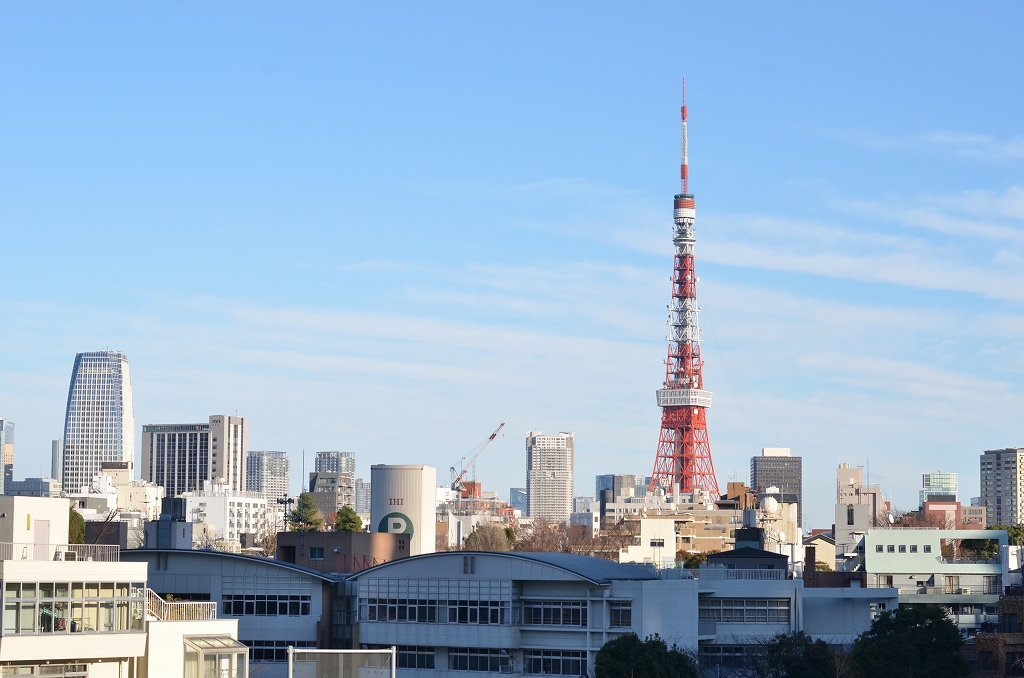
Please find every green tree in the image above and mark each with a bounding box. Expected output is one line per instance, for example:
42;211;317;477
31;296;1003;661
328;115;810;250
758;632;835;678
852;606;969;678
594;633;697;678
988;524;1024;545
69;507;85;544
288;493;323;532
334;505;363;532
463;522;512;551
680;550;718;569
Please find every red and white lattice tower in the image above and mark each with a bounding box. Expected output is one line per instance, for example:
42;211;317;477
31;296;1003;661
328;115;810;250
648;80;720;499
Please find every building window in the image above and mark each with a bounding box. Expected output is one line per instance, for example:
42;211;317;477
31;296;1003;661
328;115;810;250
698;599;790;624
887;545;895;553
397;646;435;669
609;601;632;628
923;545;932;553
448;648;512;672
243;639;315;662
523;601;587;626
221;595;311;617
847;505;854;525
898;545;906;553
910;545;918;553
3;581;146;635
1006;613;1019;633
875;545;883;553
523;650;587;676
309;548;324;560
359;598;509;625
649;539;665;548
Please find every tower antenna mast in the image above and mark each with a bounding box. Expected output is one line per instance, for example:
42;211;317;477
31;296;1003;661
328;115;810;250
649;78;720;499
680;79;688;194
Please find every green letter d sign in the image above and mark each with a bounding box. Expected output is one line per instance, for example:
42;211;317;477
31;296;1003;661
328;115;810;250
378;512;414;537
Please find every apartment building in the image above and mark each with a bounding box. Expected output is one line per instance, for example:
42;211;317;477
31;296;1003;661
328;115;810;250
981;449;1024;527
526;431;574;522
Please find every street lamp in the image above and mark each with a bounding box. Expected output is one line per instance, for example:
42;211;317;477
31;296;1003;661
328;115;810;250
277;496;295;532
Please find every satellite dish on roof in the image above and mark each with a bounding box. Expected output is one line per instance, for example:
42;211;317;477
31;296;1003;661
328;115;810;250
888;513;895;524
763;497;779;514
778;531;786;542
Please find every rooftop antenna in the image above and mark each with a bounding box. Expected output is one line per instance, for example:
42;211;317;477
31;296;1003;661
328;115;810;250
680;78;689;194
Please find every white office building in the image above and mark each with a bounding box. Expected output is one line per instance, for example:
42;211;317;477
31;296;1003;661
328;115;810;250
352;550;896;675
142;415;247;497
315;451;355;475
0;495;245;677
179;480;269;543
526;431;574;522
247;451;289;502
61;351;135;493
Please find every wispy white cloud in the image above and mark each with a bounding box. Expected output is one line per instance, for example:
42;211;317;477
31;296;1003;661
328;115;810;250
831;129;1024;160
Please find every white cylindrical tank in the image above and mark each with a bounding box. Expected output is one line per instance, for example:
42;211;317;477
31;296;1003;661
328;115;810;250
370;464;437;556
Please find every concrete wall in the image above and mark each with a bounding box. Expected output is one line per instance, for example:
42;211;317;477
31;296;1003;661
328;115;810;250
0;496;71;544
140;619;239;678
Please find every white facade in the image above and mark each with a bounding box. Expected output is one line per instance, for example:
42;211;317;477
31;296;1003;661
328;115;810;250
370;464;436;556
61;351;135;493
210;415;247;493
141;422;210;496
315;450;355;475
352;551;896;677
526;431;574;522
180;481;269;542
122;549;332;677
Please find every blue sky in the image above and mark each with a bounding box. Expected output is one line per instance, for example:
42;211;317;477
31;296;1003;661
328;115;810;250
1;4;1023;525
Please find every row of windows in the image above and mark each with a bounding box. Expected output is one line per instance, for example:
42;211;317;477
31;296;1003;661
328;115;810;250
523;650;587;676
448;648;512;673
359;598;631;628
361;598;511;625
4;600;145;634
698;599;790;624
875;544;932;553
398;646;435;669
221;595;311;617
5;582;145;601
243;640;315;663
523;601;587;627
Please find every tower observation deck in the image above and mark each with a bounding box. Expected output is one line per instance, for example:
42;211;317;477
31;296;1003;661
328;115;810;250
648;81;720;499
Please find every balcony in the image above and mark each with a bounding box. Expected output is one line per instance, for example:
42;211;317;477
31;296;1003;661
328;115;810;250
698;568;786;581
146;589;218;621
0;542;119;562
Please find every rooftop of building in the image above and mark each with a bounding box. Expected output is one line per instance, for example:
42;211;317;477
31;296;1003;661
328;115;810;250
354;550;659;585
707;547;789;561
122;548;348;582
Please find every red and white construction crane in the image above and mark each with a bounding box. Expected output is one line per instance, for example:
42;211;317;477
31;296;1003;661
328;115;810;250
450;422;506;494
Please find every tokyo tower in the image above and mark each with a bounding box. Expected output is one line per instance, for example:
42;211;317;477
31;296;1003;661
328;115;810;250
648;80;721;499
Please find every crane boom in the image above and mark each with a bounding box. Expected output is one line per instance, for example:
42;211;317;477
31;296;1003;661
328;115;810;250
451;422;505;491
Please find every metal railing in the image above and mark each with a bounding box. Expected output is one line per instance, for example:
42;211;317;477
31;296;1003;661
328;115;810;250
876;585;1002;595
698;568;787;581
0;542;119;562
146;589;218;621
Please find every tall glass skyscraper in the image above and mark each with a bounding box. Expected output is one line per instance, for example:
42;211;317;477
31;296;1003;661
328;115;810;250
62;350;135;492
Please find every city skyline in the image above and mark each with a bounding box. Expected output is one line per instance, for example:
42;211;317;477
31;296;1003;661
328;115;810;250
1;5;1023;522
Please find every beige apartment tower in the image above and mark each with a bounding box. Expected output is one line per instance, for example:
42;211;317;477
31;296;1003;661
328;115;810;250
142;414;247;497
526;431;574;522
